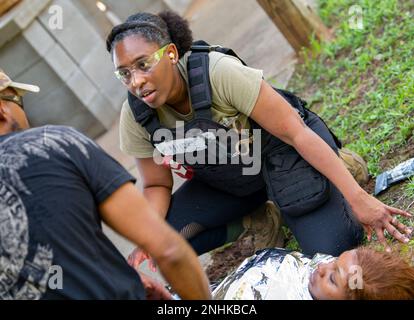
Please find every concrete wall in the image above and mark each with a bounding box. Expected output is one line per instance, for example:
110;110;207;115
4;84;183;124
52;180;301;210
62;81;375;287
72;0;191;41
72;0;169;41
186;0;297;85
0;0;105;137
1;32;105;137
164;0;192;15
0;0;131;138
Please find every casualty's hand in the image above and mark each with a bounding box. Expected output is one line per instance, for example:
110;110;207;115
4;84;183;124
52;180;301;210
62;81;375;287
350;191;413;249
139;272;172;300
128;247;157;272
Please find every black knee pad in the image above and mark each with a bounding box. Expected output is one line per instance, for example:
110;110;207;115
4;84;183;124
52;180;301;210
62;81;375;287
263;146;331;217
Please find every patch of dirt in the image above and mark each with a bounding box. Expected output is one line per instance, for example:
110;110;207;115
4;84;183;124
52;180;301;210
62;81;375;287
296;82;321;104
361;135;414;204
362;177;375;195
350;69;380;108
373;136;414;214
378;182;414;214
379;136;414;171
206;233;255;284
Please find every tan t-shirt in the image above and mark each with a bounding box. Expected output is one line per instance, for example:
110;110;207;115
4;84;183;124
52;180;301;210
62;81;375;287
119;51;263;158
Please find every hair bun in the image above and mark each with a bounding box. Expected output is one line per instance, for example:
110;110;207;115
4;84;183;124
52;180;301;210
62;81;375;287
158;10;193;57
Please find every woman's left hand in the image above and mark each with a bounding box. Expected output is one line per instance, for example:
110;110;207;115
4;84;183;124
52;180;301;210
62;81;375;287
350;191;413;248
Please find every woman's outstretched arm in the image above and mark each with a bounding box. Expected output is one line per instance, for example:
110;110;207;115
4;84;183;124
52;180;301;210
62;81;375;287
250;80;412;248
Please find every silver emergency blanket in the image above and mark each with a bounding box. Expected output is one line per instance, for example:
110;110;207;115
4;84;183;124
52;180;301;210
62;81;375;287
375;158;414;195
212;248;334;300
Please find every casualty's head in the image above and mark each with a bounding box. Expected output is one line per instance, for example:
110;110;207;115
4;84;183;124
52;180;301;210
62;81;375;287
0;69;39;135
308;244;414;300
106;10;193;109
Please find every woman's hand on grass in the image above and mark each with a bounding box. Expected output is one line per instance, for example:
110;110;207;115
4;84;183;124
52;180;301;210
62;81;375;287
351;192;413;249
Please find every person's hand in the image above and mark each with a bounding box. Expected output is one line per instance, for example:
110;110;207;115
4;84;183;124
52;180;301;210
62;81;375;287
127;247;157;272
139;272;172;300
351;192;413;249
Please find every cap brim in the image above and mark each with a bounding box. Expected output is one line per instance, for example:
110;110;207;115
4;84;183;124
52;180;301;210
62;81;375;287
9;81;40;95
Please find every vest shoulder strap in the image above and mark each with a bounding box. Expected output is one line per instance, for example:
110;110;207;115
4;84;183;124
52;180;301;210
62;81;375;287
127;91;160;136
187;50;212;120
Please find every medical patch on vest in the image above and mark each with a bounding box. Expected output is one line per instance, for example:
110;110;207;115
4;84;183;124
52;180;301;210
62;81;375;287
154;132;216;156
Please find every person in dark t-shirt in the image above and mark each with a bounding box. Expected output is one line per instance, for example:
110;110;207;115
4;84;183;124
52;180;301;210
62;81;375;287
0;69;211;300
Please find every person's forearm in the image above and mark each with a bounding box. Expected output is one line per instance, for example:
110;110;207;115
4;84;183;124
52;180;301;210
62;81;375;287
292;127;366;204
100;183;211;299
143;186;172;219
155;229;212;300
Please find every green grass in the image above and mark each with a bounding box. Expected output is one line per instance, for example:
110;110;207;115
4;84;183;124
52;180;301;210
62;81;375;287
404;177;414;199
284;0;414;251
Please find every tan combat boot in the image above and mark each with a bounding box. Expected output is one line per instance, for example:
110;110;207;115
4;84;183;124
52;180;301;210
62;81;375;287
242;201;285;251
338;148;370;186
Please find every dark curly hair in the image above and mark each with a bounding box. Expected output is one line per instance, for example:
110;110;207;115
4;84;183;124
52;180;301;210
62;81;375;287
106;10;193;58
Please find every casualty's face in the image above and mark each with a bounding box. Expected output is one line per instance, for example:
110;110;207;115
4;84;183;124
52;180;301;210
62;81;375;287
308;249;359;300
112;35;175;109
0;88;29;133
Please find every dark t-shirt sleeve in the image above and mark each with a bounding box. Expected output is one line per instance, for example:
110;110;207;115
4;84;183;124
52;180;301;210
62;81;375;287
60;127;136;204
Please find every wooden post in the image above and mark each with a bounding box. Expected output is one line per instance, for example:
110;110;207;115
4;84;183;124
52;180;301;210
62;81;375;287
0;0;21;16
256;0;332;53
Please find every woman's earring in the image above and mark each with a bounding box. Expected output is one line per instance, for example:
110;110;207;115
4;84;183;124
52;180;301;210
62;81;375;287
169;52;175;60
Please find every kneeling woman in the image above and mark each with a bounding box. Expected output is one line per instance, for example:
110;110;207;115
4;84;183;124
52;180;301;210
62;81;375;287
106;11;412;263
